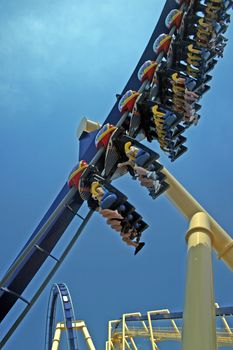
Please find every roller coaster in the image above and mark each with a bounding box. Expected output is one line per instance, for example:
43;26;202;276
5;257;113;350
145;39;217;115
0;0;233;348
44;283;233;349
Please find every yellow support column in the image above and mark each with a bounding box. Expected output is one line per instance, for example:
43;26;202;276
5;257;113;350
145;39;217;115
122;313;138;350
51;323;62;350
182;212;217;350
163;167;233;270
81;323;96;350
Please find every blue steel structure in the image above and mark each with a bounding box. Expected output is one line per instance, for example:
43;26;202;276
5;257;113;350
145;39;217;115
45;283;78;350
0;0;178;326
44;284;233;348
0;0;232;347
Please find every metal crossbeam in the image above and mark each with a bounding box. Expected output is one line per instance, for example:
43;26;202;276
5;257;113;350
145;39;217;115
120;306;233;322
0;210;93;349
108;306;233;349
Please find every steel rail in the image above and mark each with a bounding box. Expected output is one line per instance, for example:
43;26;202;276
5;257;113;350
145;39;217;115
0;210;93;349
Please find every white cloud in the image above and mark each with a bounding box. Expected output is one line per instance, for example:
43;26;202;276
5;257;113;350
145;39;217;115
0;0;158;72
0;0;162;118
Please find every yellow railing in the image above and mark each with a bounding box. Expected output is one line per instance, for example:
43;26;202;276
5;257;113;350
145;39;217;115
106;307;233;350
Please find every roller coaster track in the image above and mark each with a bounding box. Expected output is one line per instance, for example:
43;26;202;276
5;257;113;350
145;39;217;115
110;327;233;347
43;285;233;350
45;284;95;350
0;0;232;347
43;286;233;350
45;283;78;350
107;305;233;349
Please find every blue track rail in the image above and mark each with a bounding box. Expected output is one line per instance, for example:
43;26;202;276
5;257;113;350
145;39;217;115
45;283;78;350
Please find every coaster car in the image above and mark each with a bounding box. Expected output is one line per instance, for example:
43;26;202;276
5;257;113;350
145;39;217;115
68;160;89;190
153;34;172;55
118;90;140;113
94;124;169;198
166;144;188;161
165;9;184;30
169;72;201;125
177;0;230;59
152;104;182;129
115;137;169;198
137;60;159;83
95;123;117;149
175;0;192;5
151;104;188;161
157;67;210;102
123;89;189;160
77;166;148;254
204;0;232;22
171;39;216;67
169;39;218;79
188;0;231;23
154;68;204;126
180;10;229;41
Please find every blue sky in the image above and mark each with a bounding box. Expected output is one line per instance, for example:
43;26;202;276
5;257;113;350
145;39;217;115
0;0;233;349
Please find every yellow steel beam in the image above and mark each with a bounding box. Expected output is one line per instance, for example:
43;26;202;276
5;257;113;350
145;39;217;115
51;321;96;350
111;327;233;345
215;303;233;335
148;310;178;350
108;320;120;350
182;213;217;350
51;323;62;350
80;119;233;268
163;167;233;270
80;322;96;350
122;313;139;350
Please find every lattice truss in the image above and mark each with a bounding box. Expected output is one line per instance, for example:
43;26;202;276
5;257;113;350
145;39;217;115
106;304;233;350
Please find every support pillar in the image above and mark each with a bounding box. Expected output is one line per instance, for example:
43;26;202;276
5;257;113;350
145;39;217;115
81;324;96;350
51;324;62;350
182;212;217;350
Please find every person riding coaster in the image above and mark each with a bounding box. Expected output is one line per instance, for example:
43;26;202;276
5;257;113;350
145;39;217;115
152;104;188;144
180;0;231;37
68;160;144;255
94;123;167;193
117;141;150;169
68;161;147;255
120;90;188;162
170;73;200;125
90;181;118;209
94;124;169;205
133;165;165;199
90;181;146;255
168;26;221;75
117;141;166;197
157;65;210;101
152;105;181;129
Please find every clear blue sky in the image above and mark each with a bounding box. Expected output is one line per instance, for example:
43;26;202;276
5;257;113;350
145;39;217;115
0;0;233;349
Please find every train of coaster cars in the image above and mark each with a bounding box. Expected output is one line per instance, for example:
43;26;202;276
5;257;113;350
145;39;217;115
68;0;232;254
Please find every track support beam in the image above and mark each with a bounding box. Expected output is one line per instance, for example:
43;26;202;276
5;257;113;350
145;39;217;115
182;212;217;350
52;324;62;350
163;167;233;270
